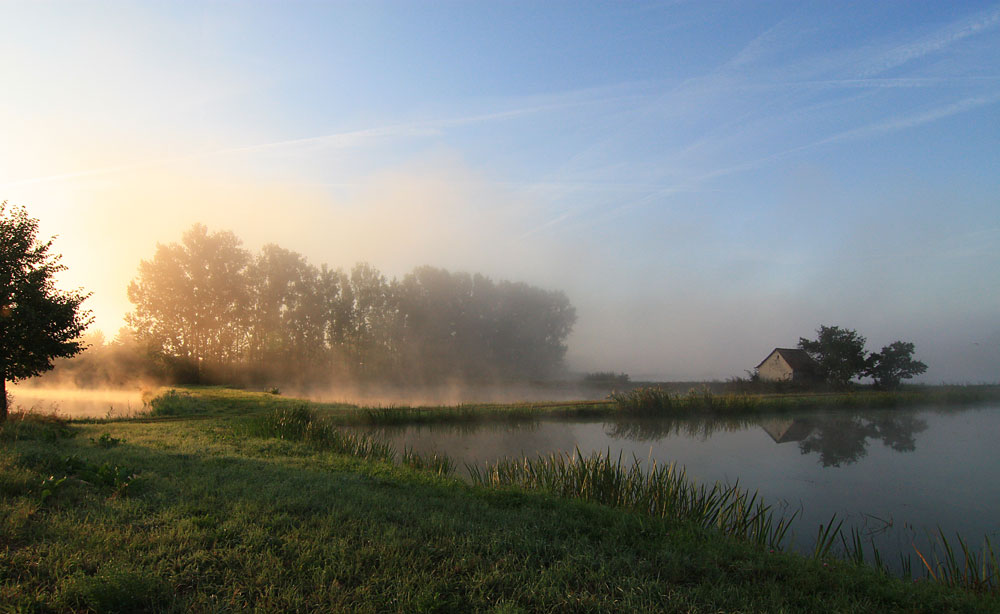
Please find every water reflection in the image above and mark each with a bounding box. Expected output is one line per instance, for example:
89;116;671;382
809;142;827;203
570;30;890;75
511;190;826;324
360;405;999;570
761;414;928;467
606;412;928;467
605;415;758;442
796;414;927;467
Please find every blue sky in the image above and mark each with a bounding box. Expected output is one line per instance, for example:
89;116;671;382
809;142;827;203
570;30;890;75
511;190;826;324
2;1;998;381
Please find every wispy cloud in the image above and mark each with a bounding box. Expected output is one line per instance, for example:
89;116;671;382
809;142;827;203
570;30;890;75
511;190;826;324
514;4;1000;238
1;93;615;190
815;93;1000;145
859;5;1000;77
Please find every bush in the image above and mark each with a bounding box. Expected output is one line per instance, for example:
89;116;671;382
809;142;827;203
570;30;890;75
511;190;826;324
149;390;207;416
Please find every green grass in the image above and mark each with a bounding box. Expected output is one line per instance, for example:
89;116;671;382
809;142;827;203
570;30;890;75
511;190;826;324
610;385;1000;415
2;387;999;612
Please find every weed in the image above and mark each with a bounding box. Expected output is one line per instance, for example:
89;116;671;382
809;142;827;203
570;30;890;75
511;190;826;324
91;432;124;448
39;474;68;504
42;455;140;500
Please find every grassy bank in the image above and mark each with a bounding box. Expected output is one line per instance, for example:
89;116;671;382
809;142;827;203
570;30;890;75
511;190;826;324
120;384;1000;426
2;390;999;612
609;385;1000;415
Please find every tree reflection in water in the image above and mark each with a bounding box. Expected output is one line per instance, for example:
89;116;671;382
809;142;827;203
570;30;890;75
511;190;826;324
796;413;927;467
604;416;759;442
605;411;928;468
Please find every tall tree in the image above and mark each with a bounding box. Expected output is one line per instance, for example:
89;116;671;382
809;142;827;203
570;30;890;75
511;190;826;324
864;341;927;389
798;325;867;389
348;262;400;378
247;244;329;382
0;202;91;421
127;224;250;377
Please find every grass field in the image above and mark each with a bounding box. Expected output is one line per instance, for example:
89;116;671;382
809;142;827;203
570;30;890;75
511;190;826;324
2;387;998;612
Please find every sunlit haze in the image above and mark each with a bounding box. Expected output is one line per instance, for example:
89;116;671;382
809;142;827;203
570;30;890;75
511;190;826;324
3;2;998;382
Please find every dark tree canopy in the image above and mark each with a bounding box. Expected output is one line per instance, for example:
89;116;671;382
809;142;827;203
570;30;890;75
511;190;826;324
1;202;91;420
797;325;867;389
864;341;927;389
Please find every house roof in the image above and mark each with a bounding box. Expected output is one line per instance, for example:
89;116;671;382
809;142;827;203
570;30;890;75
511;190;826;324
756;348;817;371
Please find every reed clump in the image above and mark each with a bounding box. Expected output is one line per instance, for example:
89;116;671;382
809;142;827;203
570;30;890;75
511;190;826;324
914;531;999;594
402;447;454;476
611;387;762;414
247;405;396;462
468;448;794;549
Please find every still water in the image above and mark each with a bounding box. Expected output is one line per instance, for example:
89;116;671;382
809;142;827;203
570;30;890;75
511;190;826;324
365;405;1000;566
7;387;147;418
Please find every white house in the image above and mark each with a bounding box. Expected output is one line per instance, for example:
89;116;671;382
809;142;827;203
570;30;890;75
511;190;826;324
756;348;818;382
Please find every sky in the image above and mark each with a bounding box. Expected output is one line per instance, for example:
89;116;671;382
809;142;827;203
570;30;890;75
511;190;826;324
2;1;998;383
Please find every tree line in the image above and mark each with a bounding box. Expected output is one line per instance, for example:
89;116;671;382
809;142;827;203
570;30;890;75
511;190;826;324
124;224;576;386
797;325;927;389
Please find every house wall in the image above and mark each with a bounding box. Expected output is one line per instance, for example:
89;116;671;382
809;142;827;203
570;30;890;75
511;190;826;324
758;352;793;381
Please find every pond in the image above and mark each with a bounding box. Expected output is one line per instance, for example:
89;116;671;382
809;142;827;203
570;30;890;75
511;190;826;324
362;405;1000;569
7;387;147;419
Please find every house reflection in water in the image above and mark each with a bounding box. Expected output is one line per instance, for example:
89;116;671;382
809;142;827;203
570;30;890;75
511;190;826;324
760;419;813;444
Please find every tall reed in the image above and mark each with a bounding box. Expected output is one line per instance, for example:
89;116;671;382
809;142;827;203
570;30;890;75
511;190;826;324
468;448;795;549
402;447;454;476
246;406;396;462
914;531;999;593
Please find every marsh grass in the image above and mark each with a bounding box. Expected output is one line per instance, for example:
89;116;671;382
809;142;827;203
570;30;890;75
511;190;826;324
243;405;396;462
468;448;795;550
355;403;542;426
611;386;1000;415
402;447;455;475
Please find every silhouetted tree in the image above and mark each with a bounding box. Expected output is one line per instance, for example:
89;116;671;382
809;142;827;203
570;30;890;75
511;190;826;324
0;202;91;421
798;325;867;388
864;341;927;389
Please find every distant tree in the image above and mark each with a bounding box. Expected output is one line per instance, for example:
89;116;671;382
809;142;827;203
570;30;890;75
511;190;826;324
798;325;867;389
125;225;577;385
0;202;91;421
864;341;927;389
